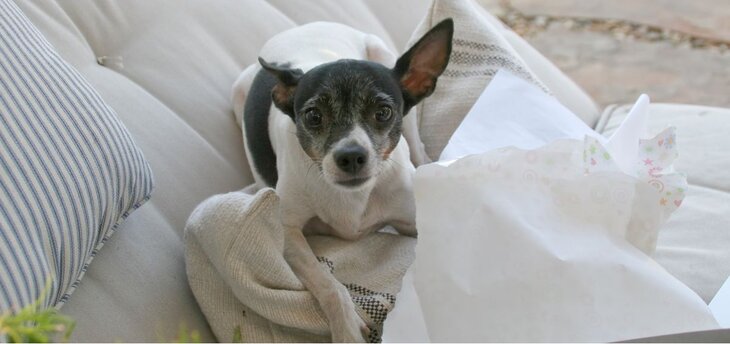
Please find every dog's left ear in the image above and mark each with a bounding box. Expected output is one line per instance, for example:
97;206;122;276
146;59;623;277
259;57;303;119
393;19;453;113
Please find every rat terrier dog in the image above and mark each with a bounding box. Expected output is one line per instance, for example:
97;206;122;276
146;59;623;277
232;19;453;342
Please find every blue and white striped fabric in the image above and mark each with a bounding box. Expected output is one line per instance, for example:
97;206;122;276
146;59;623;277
0;0;154;312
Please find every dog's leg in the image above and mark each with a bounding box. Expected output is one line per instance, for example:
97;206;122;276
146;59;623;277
402;107;432;166
283;225;370;342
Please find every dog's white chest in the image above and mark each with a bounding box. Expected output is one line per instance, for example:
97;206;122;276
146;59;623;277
273;120;416;240
304;175;414;240
313;190;372;236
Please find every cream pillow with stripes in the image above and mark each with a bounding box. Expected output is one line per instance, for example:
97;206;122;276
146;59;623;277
407;0;549;160
0;0;153;312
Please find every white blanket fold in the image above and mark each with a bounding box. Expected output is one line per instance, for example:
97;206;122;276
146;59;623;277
185;188;414;342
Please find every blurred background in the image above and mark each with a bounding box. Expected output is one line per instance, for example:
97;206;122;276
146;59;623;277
478;0;730;108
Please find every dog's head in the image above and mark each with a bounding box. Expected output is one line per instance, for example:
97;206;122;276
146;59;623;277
260;19;453;190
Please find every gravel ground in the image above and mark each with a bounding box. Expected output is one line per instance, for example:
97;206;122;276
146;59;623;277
480;0;730;109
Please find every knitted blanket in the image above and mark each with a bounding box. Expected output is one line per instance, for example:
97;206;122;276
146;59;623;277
184;188;415;342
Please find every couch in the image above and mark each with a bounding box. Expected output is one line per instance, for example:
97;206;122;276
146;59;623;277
10;0;729;341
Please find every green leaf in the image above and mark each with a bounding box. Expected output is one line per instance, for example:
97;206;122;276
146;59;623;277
0;279;75;343
232;326;243;343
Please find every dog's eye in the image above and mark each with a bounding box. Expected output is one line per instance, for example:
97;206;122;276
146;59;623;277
304;109;322;127
375;107;392;122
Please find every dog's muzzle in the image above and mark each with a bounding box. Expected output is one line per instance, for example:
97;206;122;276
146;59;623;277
332;144;372;188
334;144;368;174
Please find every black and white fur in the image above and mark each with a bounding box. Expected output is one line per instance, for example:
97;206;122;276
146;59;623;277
232;20;453;342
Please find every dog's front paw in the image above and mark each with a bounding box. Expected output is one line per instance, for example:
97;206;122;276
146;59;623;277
331;312;370;343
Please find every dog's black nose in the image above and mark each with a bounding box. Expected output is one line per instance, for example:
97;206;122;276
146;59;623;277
334;145;368;174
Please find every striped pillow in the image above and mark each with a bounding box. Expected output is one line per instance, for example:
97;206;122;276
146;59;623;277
406;0;549;160
0;0;154;312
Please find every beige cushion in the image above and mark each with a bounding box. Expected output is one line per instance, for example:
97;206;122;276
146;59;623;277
406;0;552;160
401;0;601;160
266;0;397;51
598;103;730;302
364;0;431;51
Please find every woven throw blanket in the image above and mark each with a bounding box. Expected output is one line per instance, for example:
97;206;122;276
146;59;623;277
184;188;415;342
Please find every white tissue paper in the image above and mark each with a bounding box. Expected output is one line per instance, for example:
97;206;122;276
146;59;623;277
382;70;719;342
710;276;730;328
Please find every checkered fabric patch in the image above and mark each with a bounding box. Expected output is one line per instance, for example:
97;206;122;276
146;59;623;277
316;256;334;273
345;283;396;343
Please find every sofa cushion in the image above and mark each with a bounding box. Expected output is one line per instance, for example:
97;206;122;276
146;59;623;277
598;103;730;302
266;0;397;51
405;0;552;160
0;0;153;312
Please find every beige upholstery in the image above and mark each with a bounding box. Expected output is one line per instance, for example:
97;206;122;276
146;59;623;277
598;103;730;302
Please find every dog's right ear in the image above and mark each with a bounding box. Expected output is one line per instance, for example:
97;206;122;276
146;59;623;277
259;57;303;119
